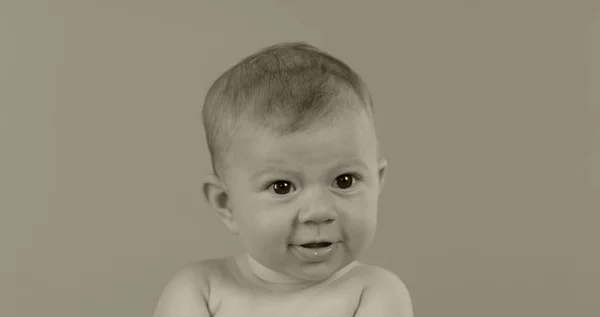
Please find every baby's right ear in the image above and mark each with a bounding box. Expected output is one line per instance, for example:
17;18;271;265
201;174;239;235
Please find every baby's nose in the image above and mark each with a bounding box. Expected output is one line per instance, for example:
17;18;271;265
303;213;337;225
298;195;338;224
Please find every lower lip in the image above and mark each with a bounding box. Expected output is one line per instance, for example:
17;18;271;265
291;242;339;262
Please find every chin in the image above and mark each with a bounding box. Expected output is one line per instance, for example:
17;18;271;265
291;257;352;281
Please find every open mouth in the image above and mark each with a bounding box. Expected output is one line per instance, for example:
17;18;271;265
300;242;333;249
291;241;339;261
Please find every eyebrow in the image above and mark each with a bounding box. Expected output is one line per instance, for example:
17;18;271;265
249;158;369;181
249;163;298;182
336;158;369;171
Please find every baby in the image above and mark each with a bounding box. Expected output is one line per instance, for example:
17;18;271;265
153;42;414;317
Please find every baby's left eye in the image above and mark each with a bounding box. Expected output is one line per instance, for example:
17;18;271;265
332;174;360;190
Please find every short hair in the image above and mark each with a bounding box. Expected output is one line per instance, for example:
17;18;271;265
201;42;375;179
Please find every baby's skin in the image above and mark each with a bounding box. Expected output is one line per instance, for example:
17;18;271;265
155;253;412;317
153;85;413;317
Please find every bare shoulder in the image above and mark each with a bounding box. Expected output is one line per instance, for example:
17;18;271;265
152;259;224;317
352;264;414;317
350;263;409;290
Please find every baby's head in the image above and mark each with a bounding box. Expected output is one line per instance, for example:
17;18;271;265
201;42;387;283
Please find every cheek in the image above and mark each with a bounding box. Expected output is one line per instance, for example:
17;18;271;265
343;190;377;218
231;199;291;241
340;192;378;240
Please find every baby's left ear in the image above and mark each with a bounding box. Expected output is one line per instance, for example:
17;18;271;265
377;157;387;193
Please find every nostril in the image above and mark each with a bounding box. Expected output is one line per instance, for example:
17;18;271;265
300;214;337;225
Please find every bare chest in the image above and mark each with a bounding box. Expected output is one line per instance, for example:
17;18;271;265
209;282;363;317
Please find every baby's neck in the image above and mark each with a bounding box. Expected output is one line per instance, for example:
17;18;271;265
245;253;308;284
236;253;358;293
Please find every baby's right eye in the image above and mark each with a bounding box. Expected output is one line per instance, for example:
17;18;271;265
268;180;295;195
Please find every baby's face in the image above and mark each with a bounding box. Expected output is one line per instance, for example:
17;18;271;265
221;106;386;283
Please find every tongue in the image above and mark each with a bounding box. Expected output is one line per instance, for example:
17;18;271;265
302;242;331;248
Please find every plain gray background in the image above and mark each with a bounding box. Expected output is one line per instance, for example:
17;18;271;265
2;1;599;316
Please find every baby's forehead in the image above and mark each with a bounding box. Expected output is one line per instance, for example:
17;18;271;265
231;130;375;170
222;106;378;168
